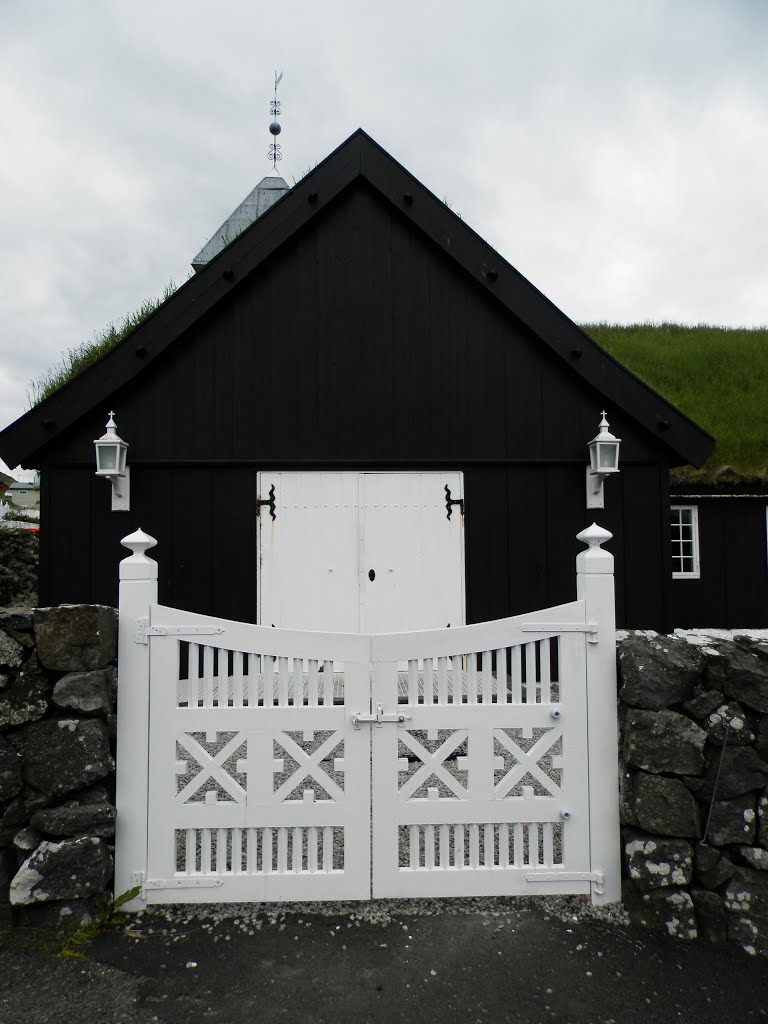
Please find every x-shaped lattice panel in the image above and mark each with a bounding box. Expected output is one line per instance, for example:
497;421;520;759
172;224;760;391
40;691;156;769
493;727;562;799
397;730;468;801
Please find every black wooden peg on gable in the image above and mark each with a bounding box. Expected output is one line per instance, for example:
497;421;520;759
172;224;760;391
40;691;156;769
256;484;277;520
444;484;464;520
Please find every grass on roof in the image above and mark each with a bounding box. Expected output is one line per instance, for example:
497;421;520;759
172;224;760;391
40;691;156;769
27;283;177;408
582;323;768;486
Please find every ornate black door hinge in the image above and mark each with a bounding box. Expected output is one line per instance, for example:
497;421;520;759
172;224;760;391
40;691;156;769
256;484;276;520
445;484;464;520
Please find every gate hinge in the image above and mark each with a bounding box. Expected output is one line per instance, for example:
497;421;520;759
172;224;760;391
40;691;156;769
525;869;605;895
143;877;224;892
256;483;277;520
352;703;412;729
521;621;599;643
134;618;226;645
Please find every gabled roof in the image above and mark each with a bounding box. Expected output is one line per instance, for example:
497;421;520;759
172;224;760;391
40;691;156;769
0;129;713;469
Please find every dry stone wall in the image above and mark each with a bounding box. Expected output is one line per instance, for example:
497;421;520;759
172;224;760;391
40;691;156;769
0;529;38;608
619;631;768;953
3;598;768;950
0;604;116;930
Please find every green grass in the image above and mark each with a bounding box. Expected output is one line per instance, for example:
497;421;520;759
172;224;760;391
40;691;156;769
27;283;177;408
582;323;768;485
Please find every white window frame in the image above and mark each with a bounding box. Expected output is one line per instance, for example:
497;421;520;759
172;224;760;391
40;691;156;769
671;505;700;579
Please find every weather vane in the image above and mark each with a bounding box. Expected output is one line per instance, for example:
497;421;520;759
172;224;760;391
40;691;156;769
268;70;283;170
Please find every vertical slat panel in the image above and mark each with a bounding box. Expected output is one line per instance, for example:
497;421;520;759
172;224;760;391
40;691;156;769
323;661;333;706
232;827;242;874
455;824;465;868
201;828;212;873
322;826;333;871
437;657;448;705
308;826;318;872
278;657;289;707
468;823;480;868
481;650;492;704
263;828;273;874
499;822;510;867
277;828;288;872
409;825;420;868
448;655;458;704
408;660;418;705
216;828;227;872
185;828;195;874
292;827;302;872
495;647;507;703
542;822;554;867
510;645;522;704
247;828;258;873
525;643;536;704
425;824;435;870
513;822;524;867
203;646;214;708
263;655;274;707
308;659;319;708
423;657;433;704
439;824;449;867
540;639;551;704
188;643;199;708
233;651;244;708
467;652;477;705
483;823;494;866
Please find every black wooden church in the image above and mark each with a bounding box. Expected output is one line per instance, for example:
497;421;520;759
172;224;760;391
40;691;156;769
0;130;717;630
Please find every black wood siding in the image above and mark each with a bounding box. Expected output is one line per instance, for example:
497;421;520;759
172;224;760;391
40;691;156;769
35;183;678;627
669;498;768;628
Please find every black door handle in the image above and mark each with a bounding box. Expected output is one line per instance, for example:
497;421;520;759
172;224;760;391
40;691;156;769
368;569;375;581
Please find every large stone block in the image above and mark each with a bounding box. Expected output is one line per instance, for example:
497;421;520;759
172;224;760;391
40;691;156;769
0;735;22;802
0;629;23;669
687;746;768;802
703;701;756;746
52;668;115;716
9;836;112;905
706;638;768;714
623;887;698;939
22;719;113;797
723;868;768;955
694;843;736;890
633;772;700;837
0;653;52;727
705;793;756;847
624;830;694;891
31;799;116;838
618;634;704;710
624;709;706;776
691;888;727;943
33;605;116;672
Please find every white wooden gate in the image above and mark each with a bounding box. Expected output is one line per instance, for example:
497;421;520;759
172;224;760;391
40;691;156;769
115;525;620;909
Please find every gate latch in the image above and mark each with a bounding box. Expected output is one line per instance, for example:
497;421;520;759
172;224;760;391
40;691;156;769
352;703;411;729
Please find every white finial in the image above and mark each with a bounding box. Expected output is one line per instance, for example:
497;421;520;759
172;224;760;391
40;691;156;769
120;528;157;561
576;523;614;573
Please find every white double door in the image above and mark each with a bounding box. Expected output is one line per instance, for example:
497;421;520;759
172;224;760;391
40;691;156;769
257;472;465;633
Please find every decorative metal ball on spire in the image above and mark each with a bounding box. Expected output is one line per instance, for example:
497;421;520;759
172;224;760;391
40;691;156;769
268;70;283;171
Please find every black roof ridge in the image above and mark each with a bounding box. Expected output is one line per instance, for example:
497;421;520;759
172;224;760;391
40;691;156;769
0;128;713;468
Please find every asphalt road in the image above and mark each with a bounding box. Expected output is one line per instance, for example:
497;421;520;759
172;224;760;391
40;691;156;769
1;901;767;1024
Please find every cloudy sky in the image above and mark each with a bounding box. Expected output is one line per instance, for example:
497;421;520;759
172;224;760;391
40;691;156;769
1;0;767;473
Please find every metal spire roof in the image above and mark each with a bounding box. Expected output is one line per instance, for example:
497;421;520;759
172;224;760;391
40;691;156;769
192;72;289;272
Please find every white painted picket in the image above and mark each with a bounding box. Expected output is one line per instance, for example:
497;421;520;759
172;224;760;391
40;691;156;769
114;524;620;911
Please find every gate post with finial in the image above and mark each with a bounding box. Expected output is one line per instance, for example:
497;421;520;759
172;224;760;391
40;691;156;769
576;523;621;904
114;528;158;910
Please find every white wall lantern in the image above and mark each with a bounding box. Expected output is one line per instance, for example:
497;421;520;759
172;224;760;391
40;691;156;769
94;412;130;511
586;411;621;510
